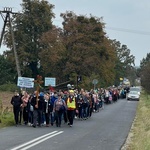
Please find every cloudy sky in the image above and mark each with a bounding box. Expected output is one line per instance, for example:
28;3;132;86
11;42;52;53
0;0;150;66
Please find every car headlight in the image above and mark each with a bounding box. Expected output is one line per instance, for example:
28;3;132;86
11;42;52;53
127;95;131;98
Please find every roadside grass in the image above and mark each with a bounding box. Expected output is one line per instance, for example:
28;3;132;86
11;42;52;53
0;101;14;128
124;91;150;150
0;112;14;128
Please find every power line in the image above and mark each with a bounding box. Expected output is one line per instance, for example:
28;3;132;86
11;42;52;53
105;26;150;36
53;19;150;36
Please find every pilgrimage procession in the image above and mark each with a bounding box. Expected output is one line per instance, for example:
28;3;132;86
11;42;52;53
10;75;130;129
1;0;150;149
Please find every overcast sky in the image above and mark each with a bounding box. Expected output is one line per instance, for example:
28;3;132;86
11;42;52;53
0;0;150;66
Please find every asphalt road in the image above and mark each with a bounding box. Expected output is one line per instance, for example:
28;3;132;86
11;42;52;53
0;98;138;150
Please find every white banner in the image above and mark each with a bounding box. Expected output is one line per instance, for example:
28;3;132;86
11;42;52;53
17;77;34;88
45;77;56;87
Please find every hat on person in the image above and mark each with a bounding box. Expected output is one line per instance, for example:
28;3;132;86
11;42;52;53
69;90;74;93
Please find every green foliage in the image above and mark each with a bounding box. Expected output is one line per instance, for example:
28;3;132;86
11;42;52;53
111;40;135;85
0;83;19;92
79;74;101;90
59;12;117;86
140;53;150;68
0;98;14;128
140;53;150;94
0;112;14;128
1;1;138;88
141;62;150;94
39;27;66;82
4;0;55;78
0;55;16;85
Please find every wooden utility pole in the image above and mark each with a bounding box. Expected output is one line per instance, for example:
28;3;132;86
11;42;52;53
0;7;21;77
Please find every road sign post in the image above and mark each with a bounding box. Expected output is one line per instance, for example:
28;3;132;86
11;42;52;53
92;79;98;90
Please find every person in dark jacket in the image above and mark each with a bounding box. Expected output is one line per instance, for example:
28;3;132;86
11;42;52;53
31;91;44;128
11;91;22;126
76;94;84;120
89;93;94;117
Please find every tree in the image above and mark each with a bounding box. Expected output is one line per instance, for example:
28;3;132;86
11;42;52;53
4;0;55;78
139;53;150;78
111;40;135;85
0;54;16;85
2;4;137;89
141;62;150;94
140;53;150;68
60;11;117;87
39;26;67;83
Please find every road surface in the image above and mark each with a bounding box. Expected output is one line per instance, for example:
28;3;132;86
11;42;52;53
0;98;138;150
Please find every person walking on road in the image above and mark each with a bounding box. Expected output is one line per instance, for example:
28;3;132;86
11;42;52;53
31;91;44;128
21;91;30;125
11;91;22;126
66;90;76;127
53;93;66;127
43;93;51;127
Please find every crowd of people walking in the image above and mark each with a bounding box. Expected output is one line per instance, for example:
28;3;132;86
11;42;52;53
10;86;129;128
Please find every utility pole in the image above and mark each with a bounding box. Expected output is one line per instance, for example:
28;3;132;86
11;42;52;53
0;7;21;77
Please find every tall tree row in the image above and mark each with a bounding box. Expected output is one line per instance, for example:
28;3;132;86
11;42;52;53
140;53;150;94
59;12;117;87
111;40;135;85
1;0;136;89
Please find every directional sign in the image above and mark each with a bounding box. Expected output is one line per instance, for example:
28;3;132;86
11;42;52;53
45;77;56;87
92;79;98;85
17;77;34;88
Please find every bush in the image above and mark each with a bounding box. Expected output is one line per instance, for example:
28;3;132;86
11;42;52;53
0;83;19;92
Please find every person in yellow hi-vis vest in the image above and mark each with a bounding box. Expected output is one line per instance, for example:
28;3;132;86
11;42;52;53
66;90;76;127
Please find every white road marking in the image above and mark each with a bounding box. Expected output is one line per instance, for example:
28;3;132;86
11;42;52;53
10;131;63;150
21;131;63;150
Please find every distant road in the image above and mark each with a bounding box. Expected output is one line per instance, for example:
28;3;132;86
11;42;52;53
0;98;138;150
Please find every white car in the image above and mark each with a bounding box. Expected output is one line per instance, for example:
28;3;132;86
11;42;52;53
130;86;141;95
127;91;140;101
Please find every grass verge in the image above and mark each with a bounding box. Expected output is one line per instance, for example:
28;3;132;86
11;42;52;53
122;91;150;150
0;98;14;128
0;112;14;128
